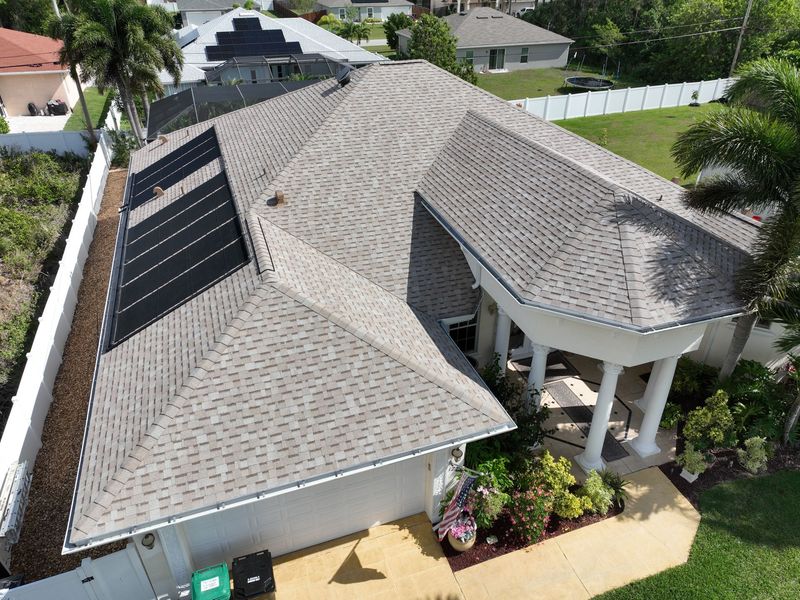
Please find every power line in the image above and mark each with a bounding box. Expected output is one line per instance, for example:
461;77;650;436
569;17;745;41
572;26;744;51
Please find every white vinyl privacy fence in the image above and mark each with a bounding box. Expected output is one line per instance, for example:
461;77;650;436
514;77;733;121
0;131;91;156
0;133;113;571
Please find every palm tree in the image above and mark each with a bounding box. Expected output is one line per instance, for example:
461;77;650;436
763;283;800;443
49;12;98;147
672;58;800;381
63;0;182;146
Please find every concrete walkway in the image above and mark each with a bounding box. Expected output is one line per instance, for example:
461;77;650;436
455;467;700;599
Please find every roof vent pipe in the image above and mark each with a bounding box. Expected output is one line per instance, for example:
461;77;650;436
267;190;285;207
153;186;164;197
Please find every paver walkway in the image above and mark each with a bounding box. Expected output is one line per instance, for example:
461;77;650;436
271;512;463;599
455;467;700;599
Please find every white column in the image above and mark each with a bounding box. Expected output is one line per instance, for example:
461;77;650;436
635;359;664;413
630;355;680;458
158;525;195;598
494;307;512;371
575;362;624;474
527;343;550;410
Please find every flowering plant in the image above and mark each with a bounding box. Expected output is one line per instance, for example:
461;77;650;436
506;486;551;544
468;485;507;529
448;512;477;543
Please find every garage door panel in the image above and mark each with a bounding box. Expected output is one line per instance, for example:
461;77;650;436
182;456;427;567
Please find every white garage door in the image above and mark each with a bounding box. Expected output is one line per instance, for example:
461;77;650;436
182;455;428;568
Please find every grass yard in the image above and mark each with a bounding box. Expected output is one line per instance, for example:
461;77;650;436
476;67;645;101
63;87;111;132
555;104;718;184
597;471;800;600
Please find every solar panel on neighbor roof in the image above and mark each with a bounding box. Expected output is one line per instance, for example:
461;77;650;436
110;171;249;346
205;41;303;61
233;17;262;31
129;128;221;210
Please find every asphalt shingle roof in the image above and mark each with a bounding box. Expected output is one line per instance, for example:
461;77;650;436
443;7;573;49
0;27;63;73
69;60;757;548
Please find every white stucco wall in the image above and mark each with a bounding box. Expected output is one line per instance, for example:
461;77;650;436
458;42;570;72
692;318;791;370
0;71;79;116
325;4;411;21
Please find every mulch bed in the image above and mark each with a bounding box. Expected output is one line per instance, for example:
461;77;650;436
660;445;800;510
10;170;128;582
442;502;624;572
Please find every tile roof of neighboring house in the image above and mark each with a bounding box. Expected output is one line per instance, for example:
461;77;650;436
163;8;385;85
318;0;413;7
68;60;757;549
0;27;64;73
419;111;743;329
442;7;573;48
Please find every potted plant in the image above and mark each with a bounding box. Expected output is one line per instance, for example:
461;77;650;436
447;512;477;552
677;442;708;483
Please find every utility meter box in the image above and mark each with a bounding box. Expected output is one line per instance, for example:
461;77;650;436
191;563;231;600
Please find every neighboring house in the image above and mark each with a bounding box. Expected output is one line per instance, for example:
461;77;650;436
397;7;572;71
163;8;385;95
177;0;275;27
60;60;762;597
315;0;414;22
0;28;80;117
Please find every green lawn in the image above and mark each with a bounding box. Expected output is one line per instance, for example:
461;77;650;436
63;87;110;132
597;471;800;600
368;22;384;39
476;67;645;101
555;104;718;184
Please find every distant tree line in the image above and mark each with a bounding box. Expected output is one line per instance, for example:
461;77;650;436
523;0;800;82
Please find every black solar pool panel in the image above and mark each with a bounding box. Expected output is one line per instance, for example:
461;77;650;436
129;128;221;210
217;30;284;44
109;171;249;346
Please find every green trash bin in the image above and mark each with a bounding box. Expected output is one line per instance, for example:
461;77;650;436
191;563;231;600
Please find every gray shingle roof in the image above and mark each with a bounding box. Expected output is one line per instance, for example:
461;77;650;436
443;7;573;48
419;111;743;329
69;60;757;547
176;0;233;10
317;0;413;7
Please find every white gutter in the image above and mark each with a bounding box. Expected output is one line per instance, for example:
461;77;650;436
62;421;515;554
0;69;68;76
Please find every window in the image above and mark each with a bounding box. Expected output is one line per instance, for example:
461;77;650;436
465;50;474;65
339;8;346;19
367;6;373;19
448;315;479;354
520;47;529;64
489;48;505;70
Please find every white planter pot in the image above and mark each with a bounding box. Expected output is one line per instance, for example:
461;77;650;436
447;532;476;552
680;468;700;483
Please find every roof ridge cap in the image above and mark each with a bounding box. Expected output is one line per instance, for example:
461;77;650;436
614;193;649;326
71;286;267;539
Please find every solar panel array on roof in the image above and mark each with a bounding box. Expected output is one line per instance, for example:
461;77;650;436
129;128;221;210
109;171;249;346
233;17;262;31
205;20;303;61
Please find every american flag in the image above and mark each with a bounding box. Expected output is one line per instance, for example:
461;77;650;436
436;474;476;541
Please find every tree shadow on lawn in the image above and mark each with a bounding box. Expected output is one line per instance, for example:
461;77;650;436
697;470;800;550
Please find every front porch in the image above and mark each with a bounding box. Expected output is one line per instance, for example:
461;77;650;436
508;351;677;477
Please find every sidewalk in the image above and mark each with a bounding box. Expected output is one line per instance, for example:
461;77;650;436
455;467;700;599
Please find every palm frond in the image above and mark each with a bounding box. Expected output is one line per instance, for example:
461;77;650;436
727;58;800;131
682;172;775;215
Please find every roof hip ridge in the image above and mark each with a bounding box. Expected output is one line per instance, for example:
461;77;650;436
71;285;267;538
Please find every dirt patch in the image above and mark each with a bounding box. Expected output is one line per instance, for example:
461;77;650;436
10;169;127;582
443;502;624;572
660;446;800;510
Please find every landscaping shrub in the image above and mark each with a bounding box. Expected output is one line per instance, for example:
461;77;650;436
659;401;682;429
469;485;507;529
474;456;512;492
677;442;709;475
670;356;718;407
530;451;587;519
599;469;629;507
109;130;138;168
724;360;793;441
683;390;736;450
506;487;551;544
737;436;770;474
578;470;614;515
0;116;9;134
